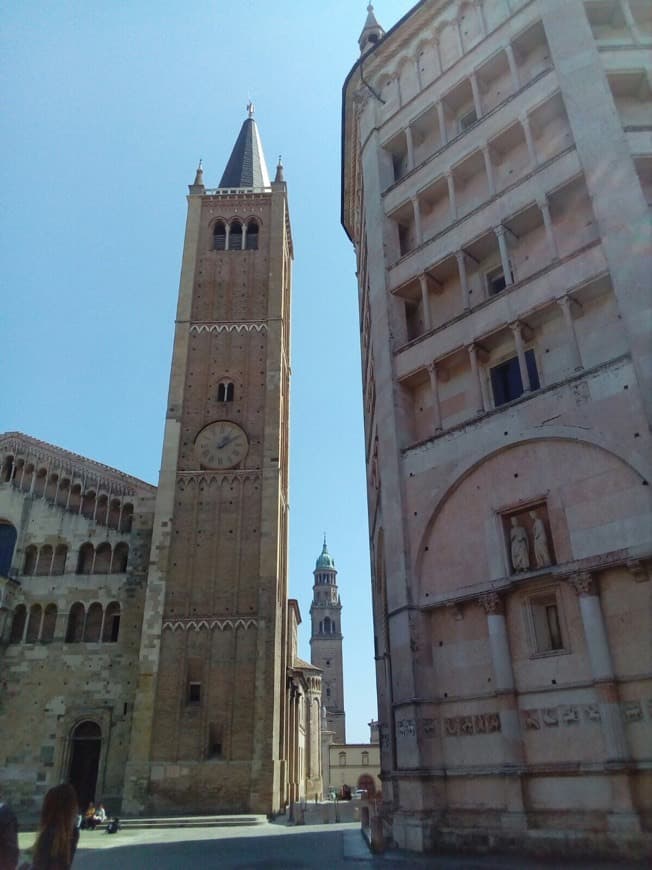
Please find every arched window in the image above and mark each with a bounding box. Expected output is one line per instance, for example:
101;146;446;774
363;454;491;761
9;604;26;643
25;604;42;643
23;545;38;576
217;381;235;402
213;220;227;251
111;542;128;574
339;751;346;765
228;220;243;250
56;478;70;508
83;602;103;642
68;483;82;512
41;604;57;643
245;220;259;250
20;464;34;493
119;503;133;533
93;543;112;574
81;490;96;520
324;616;331;634
0;521;18;576
1;455;13;482
77;543;94;575
45;474;58;502
35;545;53;576
95;495;108;525
102;601;121;643
65;602;85;643
108;499;121;530
33;469;47;498
52;544;68;575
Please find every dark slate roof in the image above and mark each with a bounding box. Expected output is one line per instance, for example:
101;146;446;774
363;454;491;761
219;116;271;189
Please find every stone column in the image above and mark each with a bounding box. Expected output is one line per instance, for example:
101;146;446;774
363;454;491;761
619;0;643;43
455;250;470;310
510;321;531;392
405;125;415;172
437;101;447;147
482;144;496;197
411;196;422;246
434;38;443;76
557;296;583;371
568;572;640;830
470;71;483;119
478;592;527;828
538;196;558;259
447;172;457;221
474;0;487;36
494;225;513;285
427;362;443;433
520;113;537;168
418;274;432;332
505;43;520;92
454;17;464;56
467;343;486;414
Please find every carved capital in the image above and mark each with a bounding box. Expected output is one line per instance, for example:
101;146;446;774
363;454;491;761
447;602;464;621
627;559;649;583
568;571;596;596
479;592;504;614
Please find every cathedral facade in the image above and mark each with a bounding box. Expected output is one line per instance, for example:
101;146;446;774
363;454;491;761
342;0;652;858
0;111;322;816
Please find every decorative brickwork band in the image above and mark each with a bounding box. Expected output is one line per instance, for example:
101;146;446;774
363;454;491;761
162;617;258;632
189;322;268;335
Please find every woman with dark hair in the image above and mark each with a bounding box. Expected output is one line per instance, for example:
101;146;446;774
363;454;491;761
30;784;79;870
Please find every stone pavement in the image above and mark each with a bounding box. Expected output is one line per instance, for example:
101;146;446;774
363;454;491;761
17;821;646;869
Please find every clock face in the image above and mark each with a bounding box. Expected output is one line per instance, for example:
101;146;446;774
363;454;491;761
194;421;249;470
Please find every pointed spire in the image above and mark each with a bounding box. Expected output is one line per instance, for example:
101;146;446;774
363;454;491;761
274;155;285;184
218;105;271;189
189;158;205;194
359;3;384;54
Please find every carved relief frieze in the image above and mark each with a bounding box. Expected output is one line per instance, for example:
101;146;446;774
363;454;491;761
398;719;416;738
623;701;643;723
162;617;258;632
523;703;605;731
420;718;438;739
444;712;501;737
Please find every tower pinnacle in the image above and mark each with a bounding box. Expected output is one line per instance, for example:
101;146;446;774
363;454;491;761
359;3;384;54
219;108;271;189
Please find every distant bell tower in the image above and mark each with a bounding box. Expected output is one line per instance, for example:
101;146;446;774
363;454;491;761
125;106;293;815
310;539;346;742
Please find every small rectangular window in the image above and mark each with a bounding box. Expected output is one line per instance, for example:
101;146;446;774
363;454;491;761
490;350;540;407
486;265;507;296
459;109;478;132
188;682;201;704
529;593;565;654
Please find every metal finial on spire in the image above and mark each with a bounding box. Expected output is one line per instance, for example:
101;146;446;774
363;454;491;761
323;533;327;548
247;100;255;118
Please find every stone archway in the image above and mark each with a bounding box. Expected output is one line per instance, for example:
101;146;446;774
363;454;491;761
68;721;102;809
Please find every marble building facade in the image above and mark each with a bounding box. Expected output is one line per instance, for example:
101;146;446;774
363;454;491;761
342;0;651;858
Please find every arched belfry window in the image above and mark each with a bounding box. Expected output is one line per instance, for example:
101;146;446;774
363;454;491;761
228;220;243;250
245;220;259;250
217;381;235;402
213;221;227;251
0;521;17;576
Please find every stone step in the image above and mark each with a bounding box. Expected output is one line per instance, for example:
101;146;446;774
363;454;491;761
105;815;267;830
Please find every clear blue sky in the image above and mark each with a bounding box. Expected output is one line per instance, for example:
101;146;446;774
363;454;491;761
1;1;412;744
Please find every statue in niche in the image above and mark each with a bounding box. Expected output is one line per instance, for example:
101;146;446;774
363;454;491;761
510;516;530;572
530;510;552;567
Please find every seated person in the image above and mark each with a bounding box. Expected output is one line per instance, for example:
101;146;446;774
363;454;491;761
94;804;107;825
84;802;97;830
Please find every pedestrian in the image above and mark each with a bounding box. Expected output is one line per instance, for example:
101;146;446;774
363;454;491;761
30;784;79;870
0;798;19;870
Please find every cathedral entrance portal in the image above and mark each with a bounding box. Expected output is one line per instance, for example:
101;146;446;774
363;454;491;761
68;721;102;809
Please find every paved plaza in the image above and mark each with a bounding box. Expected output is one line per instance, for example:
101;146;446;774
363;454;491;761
17;820;647;869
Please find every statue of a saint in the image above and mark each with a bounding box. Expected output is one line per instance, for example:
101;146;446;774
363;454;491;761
530;510;551;567
510;516;530;572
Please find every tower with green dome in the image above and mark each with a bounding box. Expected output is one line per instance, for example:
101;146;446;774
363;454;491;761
309;537;346;743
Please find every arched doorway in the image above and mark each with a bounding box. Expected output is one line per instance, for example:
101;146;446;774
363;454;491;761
68;721;101;809
357;773;376;798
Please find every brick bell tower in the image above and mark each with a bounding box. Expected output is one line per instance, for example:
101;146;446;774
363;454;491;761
125;105;292;815
310;538;346;743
